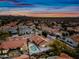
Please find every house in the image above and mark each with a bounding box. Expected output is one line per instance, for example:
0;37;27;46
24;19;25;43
57;53;74;59
27;37;51;55
0;35;51;58
31;35;49;47
47;32;78;48
47;34;56;40
0;39;27;57
63;37;78;48
8;27;17;35
0;22;18;35
47;31;62;40
18;25;33;35
71;34;79;43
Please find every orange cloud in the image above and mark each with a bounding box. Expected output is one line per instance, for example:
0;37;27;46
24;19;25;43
0;11;79;17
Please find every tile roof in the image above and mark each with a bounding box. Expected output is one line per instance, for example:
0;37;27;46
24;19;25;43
31;35;49;47
0;39;27;49
0;35;49;49
71;35;79;43
42;26;59;33
57;53;74;59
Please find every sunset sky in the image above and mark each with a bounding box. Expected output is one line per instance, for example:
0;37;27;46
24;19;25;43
0;0;79;17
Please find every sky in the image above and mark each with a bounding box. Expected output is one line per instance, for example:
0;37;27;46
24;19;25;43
0;0;79;17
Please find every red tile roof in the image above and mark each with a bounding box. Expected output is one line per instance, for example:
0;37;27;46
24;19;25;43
71;35;79;43
0;39;27;49
31;35;49;47
0;35;49;49
57;53;74;59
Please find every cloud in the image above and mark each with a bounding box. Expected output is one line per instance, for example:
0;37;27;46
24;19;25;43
0;5;79;13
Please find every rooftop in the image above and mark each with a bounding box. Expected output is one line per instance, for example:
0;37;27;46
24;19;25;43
57;53;74;59
71;34;79;43
0;35;49;49
31;35;49;47
0;39;27;49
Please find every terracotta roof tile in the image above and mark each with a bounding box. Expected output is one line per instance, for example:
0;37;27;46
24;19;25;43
57;53;74;59
31;35;49;46
71;35;79;43
0;39;27;49
0;35;48;49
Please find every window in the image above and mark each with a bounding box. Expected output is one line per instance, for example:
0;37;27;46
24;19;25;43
67;40;73;44
2;50;8;54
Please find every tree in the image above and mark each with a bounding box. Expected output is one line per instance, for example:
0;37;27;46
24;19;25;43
48;39;76;56
0;31;11;42
48;40;66;55
75;44;79;59
42;31;48;37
